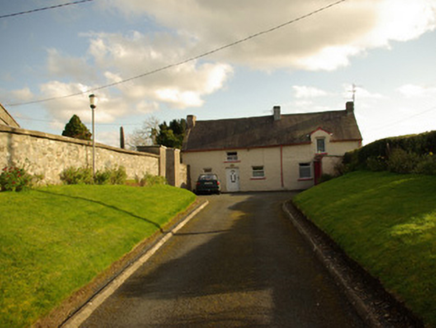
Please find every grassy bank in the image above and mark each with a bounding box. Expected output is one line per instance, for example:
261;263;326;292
0;185;195;328
293;171;436;326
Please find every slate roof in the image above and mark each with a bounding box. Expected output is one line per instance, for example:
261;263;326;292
182;107;362;152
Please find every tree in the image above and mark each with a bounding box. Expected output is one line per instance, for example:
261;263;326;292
62;115;91;140
128;117;186;150
156;119;186;149
127;116;160;149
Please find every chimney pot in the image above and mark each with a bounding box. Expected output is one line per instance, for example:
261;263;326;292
273;106;281;121
187;115;196;129
346;101;354;114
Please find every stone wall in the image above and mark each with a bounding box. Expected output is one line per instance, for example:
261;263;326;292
0;104;20;128
137;146;189;188
0;125;159;185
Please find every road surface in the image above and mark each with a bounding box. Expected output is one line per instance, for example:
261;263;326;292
81;192;364;327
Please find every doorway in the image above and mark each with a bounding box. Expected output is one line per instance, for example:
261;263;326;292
226;168;240;192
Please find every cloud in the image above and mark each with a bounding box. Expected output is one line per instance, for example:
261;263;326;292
9;87;34;102
398;84;436;98
43;30;233;111
340;85;385;100
38;81;129;124
103;0;436;71
293;86;329;98
46;49;97;82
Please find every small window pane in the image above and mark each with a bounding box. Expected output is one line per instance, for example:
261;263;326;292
317;138;326;153
252;166;264;177
227;152;238;161
203;168;212;173
299;163;311;179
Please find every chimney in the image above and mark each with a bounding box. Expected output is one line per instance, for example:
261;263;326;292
346;101;354;114
273;106;281;121
187;115;196;129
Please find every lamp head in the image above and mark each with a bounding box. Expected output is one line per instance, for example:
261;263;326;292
89;94;97;109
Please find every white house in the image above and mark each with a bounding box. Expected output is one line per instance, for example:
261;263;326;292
182;102;362;192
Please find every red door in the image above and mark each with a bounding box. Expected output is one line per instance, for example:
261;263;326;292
314;160;322;185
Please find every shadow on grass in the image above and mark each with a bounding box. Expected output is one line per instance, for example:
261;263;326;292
35;189;164;233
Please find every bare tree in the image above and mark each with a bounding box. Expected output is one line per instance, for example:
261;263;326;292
127;116;160;150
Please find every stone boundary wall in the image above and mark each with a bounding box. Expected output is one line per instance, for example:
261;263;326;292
0;105;20;128
0;125;159;185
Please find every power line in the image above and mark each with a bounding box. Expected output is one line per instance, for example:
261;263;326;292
368;104;436;133
16;117;142;126
7;0;347;107
0;0;94;19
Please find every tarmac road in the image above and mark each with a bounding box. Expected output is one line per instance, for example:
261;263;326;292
80;192;365;327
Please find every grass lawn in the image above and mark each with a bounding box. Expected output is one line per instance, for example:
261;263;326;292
0;184;196;328
293;171;436;327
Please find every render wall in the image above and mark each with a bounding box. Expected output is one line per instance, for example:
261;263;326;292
0;125;159;185
183;134;361;192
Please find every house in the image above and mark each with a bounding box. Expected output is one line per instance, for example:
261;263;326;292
0;103;20;128
182;102;362;192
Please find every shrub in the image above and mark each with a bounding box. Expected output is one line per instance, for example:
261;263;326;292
414;153;436;175
0;166;34;192
61;166;127;185
109;166;127;185
318;173;335;184
94;169;112;185
366;156;388;172
387;148;421;174
135;173;167;187
60;167;93;185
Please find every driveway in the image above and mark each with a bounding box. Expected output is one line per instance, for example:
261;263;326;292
80;192;364;327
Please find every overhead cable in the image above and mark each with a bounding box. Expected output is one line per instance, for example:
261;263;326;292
7;0;347;107
0;0;94;19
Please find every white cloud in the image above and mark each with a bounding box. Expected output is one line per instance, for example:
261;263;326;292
341;85;385;100
293;86;329;98
46;30;233;111
39;81;129;124
398;84;436;98
10;87;34;102
46;49;96;82
103;0;436;71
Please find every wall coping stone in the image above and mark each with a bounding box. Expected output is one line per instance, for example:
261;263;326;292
0;125;159;158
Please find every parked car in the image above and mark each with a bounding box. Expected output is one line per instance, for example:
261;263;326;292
195;173;221;194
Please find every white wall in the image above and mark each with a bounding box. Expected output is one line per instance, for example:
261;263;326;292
183;134;361;192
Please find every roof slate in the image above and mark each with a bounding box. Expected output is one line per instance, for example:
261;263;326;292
182;109;362;151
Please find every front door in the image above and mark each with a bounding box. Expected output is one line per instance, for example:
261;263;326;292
314;160;322;185
226;168;240;192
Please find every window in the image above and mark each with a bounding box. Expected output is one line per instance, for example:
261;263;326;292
252;166;265;178
316;138;326;153
226;151;238;161
203;168;212;173
299;163;312;179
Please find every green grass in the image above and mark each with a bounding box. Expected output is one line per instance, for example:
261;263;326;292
0;185;195;328
293;171;436;327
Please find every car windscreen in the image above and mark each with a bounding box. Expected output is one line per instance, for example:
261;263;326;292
198;174;217;181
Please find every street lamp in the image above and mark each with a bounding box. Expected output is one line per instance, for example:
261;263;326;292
89;94;97;179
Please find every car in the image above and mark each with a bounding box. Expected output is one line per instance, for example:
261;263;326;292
195;173;221;194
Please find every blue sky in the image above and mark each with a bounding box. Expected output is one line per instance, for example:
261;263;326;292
1;0;436;147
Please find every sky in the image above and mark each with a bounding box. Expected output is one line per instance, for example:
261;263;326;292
1;0;436;147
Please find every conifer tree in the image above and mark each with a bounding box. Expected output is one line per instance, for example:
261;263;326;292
62;114;91;140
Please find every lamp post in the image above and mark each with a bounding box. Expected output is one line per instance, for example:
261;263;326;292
89;94;97;179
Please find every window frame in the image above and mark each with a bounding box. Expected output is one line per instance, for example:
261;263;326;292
251;165;265;179
299;163;312;180
316;138;326;153
226;151;238;162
